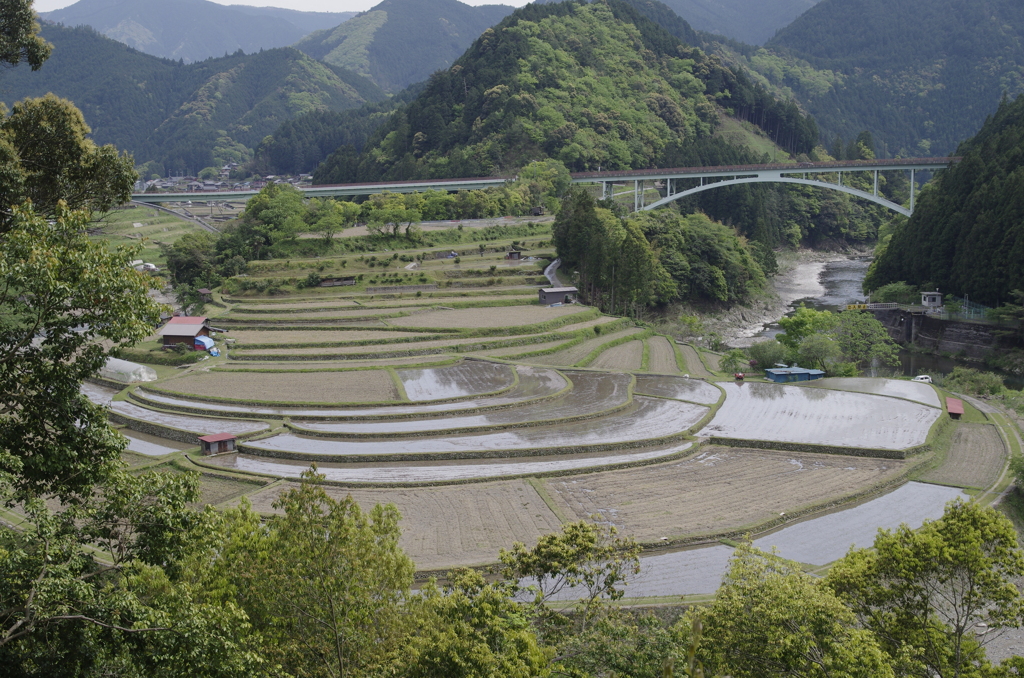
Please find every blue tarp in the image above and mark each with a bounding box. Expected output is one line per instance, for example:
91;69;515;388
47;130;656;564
194;335;215;351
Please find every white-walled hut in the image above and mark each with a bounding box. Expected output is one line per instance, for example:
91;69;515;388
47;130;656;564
157;316;210;348
98;358;158;384
198;433;237;455
539;287;578;305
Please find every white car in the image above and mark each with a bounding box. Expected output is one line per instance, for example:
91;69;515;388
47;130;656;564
912;375;933;384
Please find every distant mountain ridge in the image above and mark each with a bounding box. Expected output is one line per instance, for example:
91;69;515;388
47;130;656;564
1;24;385;173
661;0;819;45
293;0;515;93
41;0;354;62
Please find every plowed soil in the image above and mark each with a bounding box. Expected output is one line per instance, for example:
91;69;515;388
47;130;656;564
678;344;712;377
543;446;905;542
529;328;645;366
158;369;399;403
919;423;1006;489
391;305;587;329
242;479;564;570
589;340;643;370
646;336;679;374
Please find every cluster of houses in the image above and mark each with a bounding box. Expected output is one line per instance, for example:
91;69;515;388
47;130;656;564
137;171;313;194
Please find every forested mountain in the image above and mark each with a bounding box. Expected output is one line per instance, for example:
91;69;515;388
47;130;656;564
314;0;818;183
0;24;385;175
293;0;515;93
651;0;818;45
41;0;353;63
864;95;1024;307
733;0;1024;158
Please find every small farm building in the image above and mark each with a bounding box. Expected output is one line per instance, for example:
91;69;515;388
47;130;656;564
98;358;157;384
319;276;356;287
764;366;825;383
158;316;210;348
539;287;578;305
505;250;521;260
921;290;943;309
198;433;237;455
946;397;964;420
197;288;213;301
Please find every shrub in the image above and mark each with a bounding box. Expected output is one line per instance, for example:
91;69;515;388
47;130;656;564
944;366;1006;395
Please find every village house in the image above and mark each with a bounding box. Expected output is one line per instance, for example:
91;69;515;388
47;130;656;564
157;316;211;348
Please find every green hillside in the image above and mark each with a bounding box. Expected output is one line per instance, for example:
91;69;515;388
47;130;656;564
293;0;515;93
41;0;353;63
0;24;386;174
746;0;1024;157
640;0;818;45
314;0;818;183
864;94;1024;307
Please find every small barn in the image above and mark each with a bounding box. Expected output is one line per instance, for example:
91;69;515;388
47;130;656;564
505;250;521;260
946;397;964;420
764;366;826;383
198;433;237;455
539;287;578;305
197;288;213;302
158;316;210;348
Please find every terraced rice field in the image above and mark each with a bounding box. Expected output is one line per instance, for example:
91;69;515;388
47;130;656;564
589;340;643;370
646;336;680;373
110;401;269;435
246;397;706;458
700;382;940;450
678;344;712;377
477;338;574;358
227;329;433;345
634;375;721;405
919;423;1006;489
223;306;422;320
804;377;941;408
239;479;564;570
157;369;399;403
389;305;587;329
296;372;631;434
397;361;516;400
208;443;693;484
81;381;119;405
215;355;457;370
528;328;646;366
122;430;192;456
543;446;905;542
230;334;551;357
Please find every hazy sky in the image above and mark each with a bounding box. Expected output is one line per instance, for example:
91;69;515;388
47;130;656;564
35;0;530;13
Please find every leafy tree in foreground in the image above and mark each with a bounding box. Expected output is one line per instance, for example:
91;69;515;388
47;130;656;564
0;0;50;70
827;500;1024;678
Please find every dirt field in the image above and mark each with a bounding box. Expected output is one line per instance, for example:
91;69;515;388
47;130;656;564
543;446;906;542
919;423;1007;489
678;344;712;377
589;340;643;370
230;335;530;356
646;336;679;374
228;329;431;345
478;339;573;358
702;351;722;371
390;305;587;329
216;355;456;370
158;369;399;403
242;479;564;570
224;307;420;321
529;328;646;366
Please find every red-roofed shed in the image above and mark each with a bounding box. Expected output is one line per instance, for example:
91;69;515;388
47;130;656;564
946;397;964;420
198;433;237;455
157;316;210;348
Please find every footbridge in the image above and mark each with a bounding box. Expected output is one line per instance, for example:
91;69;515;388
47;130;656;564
131;157;958;217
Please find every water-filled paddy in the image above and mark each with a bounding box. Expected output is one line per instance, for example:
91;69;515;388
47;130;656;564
700;382;939;450
121;430;192;456
397;361;516;400
804;377;941;408
81;381;119;406
207;443;692;483
634;375;721;404
247;397;706;457
110;401;269;435
296;371;631;434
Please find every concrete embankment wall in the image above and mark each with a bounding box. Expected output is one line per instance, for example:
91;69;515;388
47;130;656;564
873;309;1020;359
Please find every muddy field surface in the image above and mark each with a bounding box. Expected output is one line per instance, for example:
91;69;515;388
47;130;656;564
230;334;531;356
297;372;632;434
81;382;120;405
397;361;516;401
390;305;587;329
634;375;721;405
223;306;423;320
158;369;399;403
247;397;707;457
751;482;967;565
110;401;269;435
646;336;679;374
208;443;692;483
528;328;646;366
216;355;455;370
543;446;906;542
121;430;192;456
678;344;712;378
919;423;1006;489
805;377;941;408
228;329;432;345
231;300;361;311
589;340;643;370
241;479;564;570
478;338;572;358
702;351;722;371
700;382;939;450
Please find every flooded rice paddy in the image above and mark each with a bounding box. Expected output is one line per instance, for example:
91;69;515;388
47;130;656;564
110;401;269;435
121;430;192;456
804;377;941;408
207;443;693;483
700;382;939;450
81;381;120;405
295;371;631;434
397;361;516;400
247;397;707;457
633;375;721;404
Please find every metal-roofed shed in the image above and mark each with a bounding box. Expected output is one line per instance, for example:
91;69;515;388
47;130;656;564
765;367;826;383
157;316;210;348
539;287;578;305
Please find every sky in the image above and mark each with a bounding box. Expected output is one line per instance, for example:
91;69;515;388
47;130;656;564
35;0;531;13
